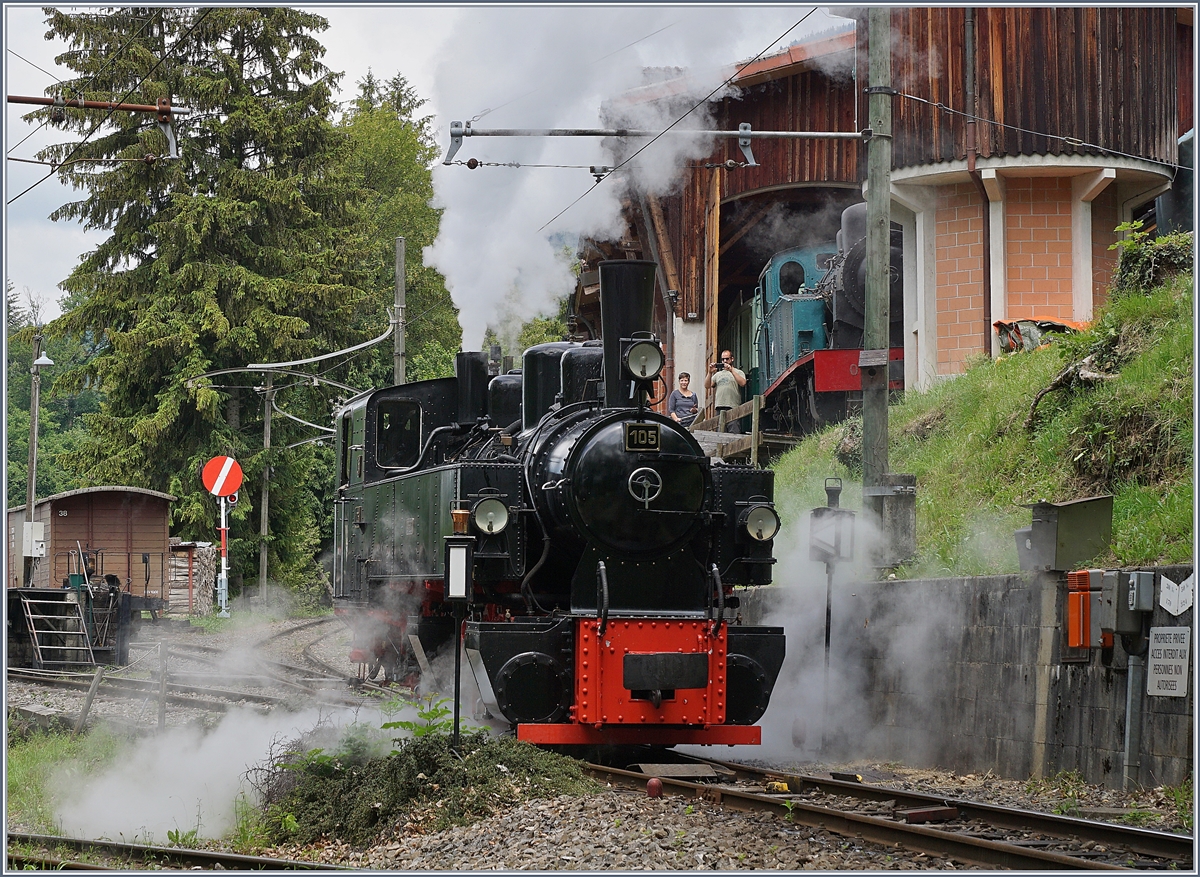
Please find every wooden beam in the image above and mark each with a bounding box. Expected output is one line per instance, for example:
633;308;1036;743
719;200;776;256
704;168;722;412
646;194;682;298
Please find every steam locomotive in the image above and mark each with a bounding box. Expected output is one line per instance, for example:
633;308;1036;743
749;202;905;435
332;260;786;747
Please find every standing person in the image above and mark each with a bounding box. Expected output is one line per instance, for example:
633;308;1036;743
705;350;747;433
668;372;699;428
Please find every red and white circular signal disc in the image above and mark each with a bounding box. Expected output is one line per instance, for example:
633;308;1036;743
202;456;244;497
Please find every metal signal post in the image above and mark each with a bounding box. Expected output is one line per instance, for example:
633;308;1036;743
217;494;230;617
202;455;243;618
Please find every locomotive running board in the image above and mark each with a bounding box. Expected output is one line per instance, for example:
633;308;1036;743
517;724;761;746
762;347;904;397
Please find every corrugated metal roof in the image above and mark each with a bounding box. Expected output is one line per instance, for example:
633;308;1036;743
733;30;856;87
609;26;856;109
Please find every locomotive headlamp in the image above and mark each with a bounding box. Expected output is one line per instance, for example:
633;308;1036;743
623;339;664;380
741;504;781;542
471;497;509;534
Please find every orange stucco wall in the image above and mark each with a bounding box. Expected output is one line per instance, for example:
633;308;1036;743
935;183;986;375
1004;177;1074;320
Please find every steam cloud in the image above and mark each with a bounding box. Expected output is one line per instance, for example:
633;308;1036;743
686;475;959;768
424;6;841;348
53;706;346;842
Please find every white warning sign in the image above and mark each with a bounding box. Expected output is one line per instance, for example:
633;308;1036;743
1159;573;1194;616
1147;627;1191;698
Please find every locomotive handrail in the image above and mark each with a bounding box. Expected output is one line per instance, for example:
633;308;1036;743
710;564;725;638
636;452;708;465
404;424;466;472
596;562;610;638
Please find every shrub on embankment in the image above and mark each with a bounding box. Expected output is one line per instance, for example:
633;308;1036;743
774;231;1193;577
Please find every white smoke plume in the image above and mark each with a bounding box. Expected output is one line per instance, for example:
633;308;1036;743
685;477;960;768
52;681;499;844
424;6;843;348
51;706;356;842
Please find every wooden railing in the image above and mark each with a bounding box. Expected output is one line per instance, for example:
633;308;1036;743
691;396;763;465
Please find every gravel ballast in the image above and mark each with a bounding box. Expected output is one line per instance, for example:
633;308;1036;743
7;613;1192;869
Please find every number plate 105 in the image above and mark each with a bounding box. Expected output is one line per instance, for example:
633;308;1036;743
624;422;661;452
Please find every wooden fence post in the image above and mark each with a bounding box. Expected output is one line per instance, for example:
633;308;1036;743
751;395;762;467
73;666;106;736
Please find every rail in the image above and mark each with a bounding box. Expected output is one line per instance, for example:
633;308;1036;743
582;762;1155;870
7;832;346;870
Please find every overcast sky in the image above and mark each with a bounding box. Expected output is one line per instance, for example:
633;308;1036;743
3;4;845;332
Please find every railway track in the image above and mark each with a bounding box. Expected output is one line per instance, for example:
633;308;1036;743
583;758;1194;870
6;831;347;870
7;618;373;727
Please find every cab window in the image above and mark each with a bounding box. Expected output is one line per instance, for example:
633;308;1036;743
779;260;806;296
376;400;422;469
338;413;352;486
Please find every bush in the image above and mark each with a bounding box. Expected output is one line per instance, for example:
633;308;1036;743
256;730;598;847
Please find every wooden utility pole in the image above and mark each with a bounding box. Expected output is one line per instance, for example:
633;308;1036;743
23;334;51;586
258;374;273;598
395;237;406;385
862;7;893;523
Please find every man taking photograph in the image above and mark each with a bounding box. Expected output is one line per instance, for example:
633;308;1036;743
705;349;747;433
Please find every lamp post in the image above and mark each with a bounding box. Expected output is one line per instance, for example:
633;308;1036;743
23;335;54;586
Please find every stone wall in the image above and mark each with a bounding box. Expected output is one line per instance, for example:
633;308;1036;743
744;565;1193;788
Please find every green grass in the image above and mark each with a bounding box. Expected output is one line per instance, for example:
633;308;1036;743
1162;775;1194;831
6;725;128;833
774;270;1193;575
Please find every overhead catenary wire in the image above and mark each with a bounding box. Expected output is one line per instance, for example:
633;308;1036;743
896;90;1184;174
537;9;818;232
6;13;160;157
7;7;211;206
7;48;68;88
7;155;162;169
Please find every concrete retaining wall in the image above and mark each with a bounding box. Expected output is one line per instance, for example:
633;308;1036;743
744;565;1192;788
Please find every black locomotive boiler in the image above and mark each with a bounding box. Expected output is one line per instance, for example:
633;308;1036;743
332;260;785;747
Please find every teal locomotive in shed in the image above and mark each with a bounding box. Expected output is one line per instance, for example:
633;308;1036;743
731;202;906;435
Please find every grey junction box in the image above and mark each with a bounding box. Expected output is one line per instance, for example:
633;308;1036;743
1015;495;1113;572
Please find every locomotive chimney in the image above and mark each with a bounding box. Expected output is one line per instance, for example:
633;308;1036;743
598;260;657;409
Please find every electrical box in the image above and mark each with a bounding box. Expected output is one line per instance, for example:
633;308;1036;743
1065;569;1114;649
1015;495;1113;572
1098;570;1119;633
1115;571;1155;634
21;521;46;558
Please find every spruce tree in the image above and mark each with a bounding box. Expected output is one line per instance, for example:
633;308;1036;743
338;70;460;389
37;7;369;596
